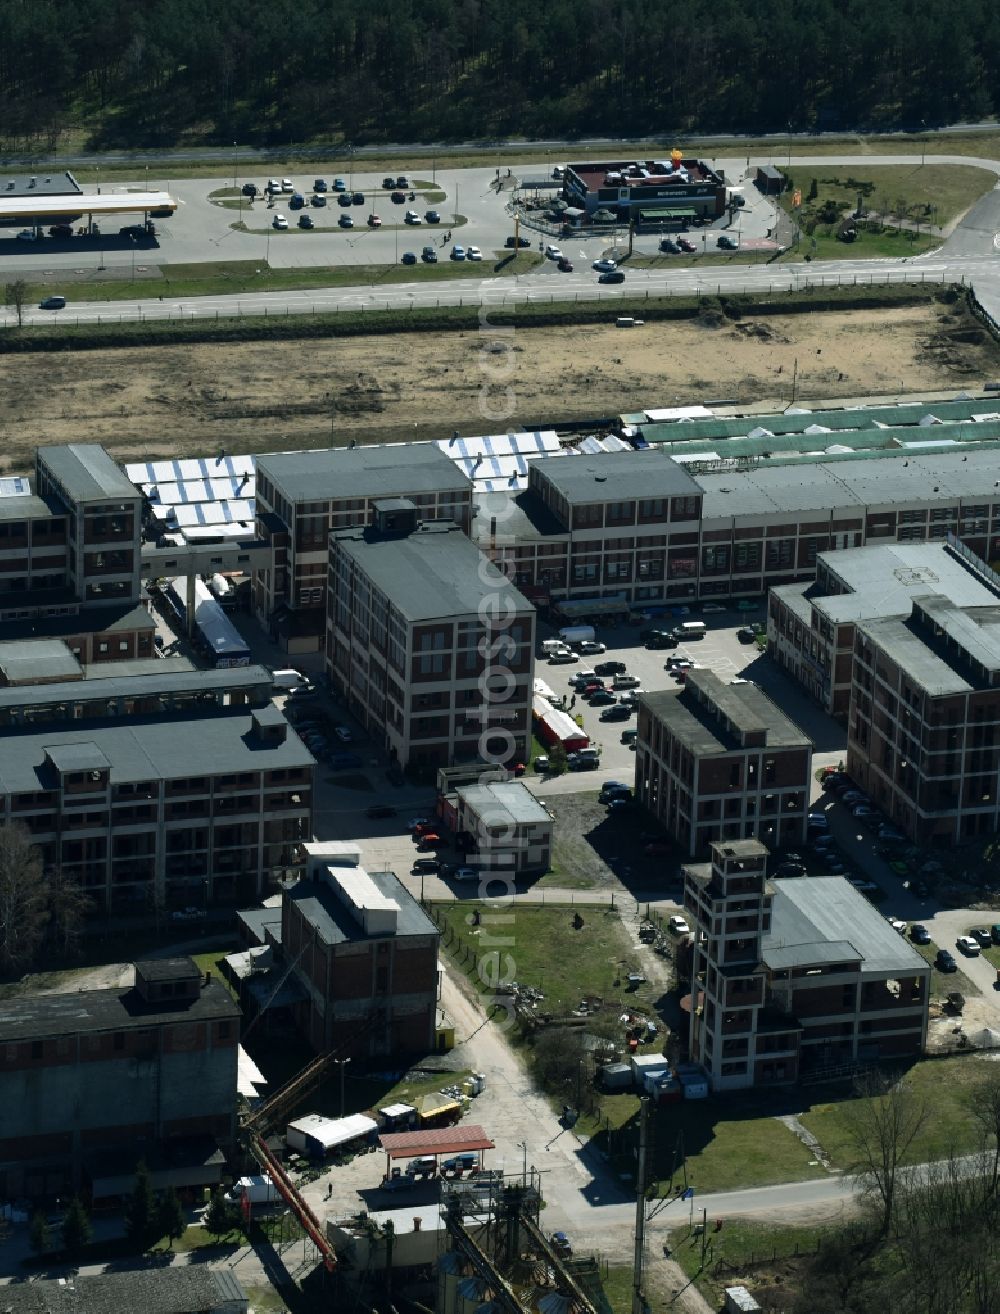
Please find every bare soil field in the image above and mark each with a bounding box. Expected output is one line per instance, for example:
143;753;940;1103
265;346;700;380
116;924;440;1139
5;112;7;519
2;300;997;471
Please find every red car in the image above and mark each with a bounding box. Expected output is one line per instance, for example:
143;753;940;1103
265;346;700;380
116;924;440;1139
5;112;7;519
557;257;574;272
368;214;382;228
677;237;696;252
417;833;442;851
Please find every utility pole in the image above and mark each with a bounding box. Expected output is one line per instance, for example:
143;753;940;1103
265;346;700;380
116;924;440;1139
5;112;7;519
335;1057;351;1116
632;1096;650;1314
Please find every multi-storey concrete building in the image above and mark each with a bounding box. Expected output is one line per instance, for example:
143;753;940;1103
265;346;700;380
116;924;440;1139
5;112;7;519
768;540;1000;719
254;445;474;649
0;956;239;1199
684;840;930;1090
282;845;440;1057
453;780;553;876
327;503;535;771
848;593;1000;843
0;699;313;913
635;671;811;857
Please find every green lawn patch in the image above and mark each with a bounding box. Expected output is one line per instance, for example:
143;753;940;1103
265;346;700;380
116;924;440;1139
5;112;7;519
911;939;980;1001
432;901;658;1018
780;228;938;262
150;1223;243;1254
783;163;994;230
668;1217;833;1309
798;1055;988;1169
189;949;238;1001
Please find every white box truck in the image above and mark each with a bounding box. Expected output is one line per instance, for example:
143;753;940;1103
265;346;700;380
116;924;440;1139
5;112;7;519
558;625;596;647
225;1175;280;1206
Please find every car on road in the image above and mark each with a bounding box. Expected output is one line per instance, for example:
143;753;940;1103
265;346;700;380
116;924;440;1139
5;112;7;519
272;214;288;229
556;256;574;272
339;214;354;228
599;270;625;283
505;235;531;248
366;804;397;818
659;238;680;253
668;916;691;935
451;245;466;260
972;928;993;948
311;193;327;207
405;209;422;224
16;228;37;241
717;234;737;249
367;213;382;227
909;924;931;944
39;295;66;309
545;245;564;260
678;237;696;252
422;246;438;263
313;179;327;192
466;246;483;261
401;251;416;264
956;936;981;956
593;258;617;272
936;949;958;972
298;214;314;229
49;224;73;238
426;210;441;224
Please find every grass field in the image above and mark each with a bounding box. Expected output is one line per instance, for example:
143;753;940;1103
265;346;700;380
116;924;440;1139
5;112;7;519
911;938;980;1001
798;1055;991;1168
783;163;995;227
432;901;660;1018
668;1217;832;1309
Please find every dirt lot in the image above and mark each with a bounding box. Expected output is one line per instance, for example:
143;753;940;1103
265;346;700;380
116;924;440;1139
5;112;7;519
1;299;997;472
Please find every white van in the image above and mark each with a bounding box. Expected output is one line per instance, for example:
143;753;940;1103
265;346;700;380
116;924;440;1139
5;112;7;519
676;621;707;640
272;668;306;690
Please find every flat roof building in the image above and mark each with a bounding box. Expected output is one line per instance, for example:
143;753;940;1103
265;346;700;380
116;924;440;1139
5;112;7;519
0;704;314;913
636;671;812;857
684;841;930;1090
768;540;1000;717
254;444;474;650
849;591;1000;843
327;508;535;772
0;957;239;1199
562;157;726;224
453;780;553;876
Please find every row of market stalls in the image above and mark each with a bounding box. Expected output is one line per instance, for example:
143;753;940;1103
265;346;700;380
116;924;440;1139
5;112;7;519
532;677;590;754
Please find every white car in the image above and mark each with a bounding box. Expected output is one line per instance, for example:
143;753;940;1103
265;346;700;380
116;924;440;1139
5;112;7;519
281;178;294;192
451;245;466;260
702;602;727;613
266;178;281;192
956;935;981;956
888;918;907;935
452;867;479;882
16;228;37;241
466;246;483;261
668;915;691;935
404;210;422;224
578;640;606;654
545;245;563;260
273;214;288;229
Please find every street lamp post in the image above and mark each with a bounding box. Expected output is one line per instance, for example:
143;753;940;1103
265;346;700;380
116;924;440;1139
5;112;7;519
920;121;927;168
517;1140;527;1185
130;235;136;283
335;1057;352;1117
233;141;238;190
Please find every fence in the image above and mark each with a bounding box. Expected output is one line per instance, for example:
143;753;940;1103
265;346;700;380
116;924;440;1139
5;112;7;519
968;284;1000;341
14;266;958;330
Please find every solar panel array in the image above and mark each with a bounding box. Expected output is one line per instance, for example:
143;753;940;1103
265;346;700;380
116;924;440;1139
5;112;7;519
125;455;256;534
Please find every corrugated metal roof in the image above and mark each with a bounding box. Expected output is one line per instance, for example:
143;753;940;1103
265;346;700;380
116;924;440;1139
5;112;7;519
379;1124;495;1158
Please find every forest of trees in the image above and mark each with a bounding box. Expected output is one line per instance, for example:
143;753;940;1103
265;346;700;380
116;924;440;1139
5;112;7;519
2;0;1000;151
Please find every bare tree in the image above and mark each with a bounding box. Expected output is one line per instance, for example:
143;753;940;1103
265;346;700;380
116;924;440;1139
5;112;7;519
4;278;28;328
46;869;90;959
0;823;48;974
846;1070;927;1238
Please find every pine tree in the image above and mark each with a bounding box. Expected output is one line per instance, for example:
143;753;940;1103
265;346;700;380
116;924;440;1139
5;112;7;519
61;1196;92;1259
29;1211;51;1256
204;1186;232;1235
156;1188;186;1248
124;1161;156;1250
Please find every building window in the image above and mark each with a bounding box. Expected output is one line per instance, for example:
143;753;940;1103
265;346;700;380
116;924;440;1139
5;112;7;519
31;1041;42;1060
113;1032;125;1050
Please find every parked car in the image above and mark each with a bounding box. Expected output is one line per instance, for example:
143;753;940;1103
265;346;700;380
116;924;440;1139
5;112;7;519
678;237;696;252
352;191;365;205
339;214;354;228
426;210;441;224
366;804;397;818
298;214;314;228
395;176;409;188
338;193;352;207
736;626;758;644
382;176;396;190
936;949;958;972
288;192;305;210
646;631;678;649
659;238;680;253
333;177;347;191
311;193;327;207
417;833;442;851
668;916;691;935
422;246;438;263
451;245;466;260
972;928;993;948
313;179;328;192
717;234;737;249
956;936;981;956
577;640;606;655
242;182;259;196
505;235;531;248
368;213;382;227
401;251;416;264
391;190;406;203
594;660;626;675
272;214;288;229
588;690;617;706
777;861;806;877
281;178;293;192
548;649;577;663
601;704;632;721
404;209;422;224
599;781;630;799
909;924;931;944
466;246;483;261
452;867;479;882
